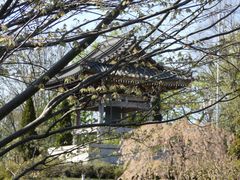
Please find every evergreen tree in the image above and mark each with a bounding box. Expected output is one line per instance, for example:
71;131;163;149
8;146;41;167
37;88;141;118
19;98;40;160
218;35;240;159
201;33;240;159
55;100;73;146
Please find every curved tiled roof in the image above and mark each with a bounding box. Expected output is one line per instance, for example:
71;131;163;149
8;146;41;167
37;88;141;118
55;35;136;78
84;61;177;81
46;35;192;90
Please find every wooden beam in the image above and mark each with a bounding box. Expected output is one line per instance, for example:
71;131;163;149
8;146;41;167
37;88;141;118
105;101;150;110
105;94;148;102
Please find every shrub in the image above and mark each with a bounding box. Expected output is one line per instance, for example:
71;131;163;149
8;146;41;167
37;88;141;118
40;161;123;179
120;120;240;179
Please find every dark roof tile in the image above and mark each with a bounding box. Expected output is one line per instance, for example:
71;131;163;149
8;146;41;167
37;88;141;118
46;35;191;89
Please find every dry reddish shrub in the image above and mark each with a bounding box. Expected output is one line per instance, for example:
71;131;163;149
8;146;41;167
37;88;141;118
119;120;239;179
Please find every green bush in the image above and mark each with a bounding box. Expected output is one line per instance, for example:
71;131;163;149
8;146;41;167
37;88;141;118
0;165;11;180
0;161;19;180
41;161;123;179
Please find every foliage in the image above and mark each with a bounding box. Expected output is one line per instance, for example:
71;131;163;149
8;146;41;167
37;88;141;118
0;162;12;180
120;120;239;179
18;98;40;160
20;98;36;130
0;155;46;179
230;136;240;159
201;33;240;159
40;161;123;179
55;100;73;146
218;34;240;159
102;138;120;145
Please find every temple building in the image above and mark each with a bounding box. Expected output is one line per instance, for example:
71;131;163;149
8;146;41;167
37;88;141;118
46;34;192;163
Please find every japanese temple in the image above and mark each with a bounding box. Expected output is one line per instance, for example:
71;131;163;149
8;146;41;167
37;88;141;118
46;34;192;163
47;35;191;121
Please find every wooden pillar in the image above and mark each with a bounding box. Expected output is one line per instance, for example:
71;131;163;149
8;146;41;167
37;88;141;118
73;110;81;145
97;101;104;140
98;102;104;124
153;94;162;121
76;110;81;126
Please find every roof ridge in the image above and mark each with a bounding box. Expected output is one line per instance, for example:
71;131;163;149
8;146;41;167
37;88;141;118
57;33;135;76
